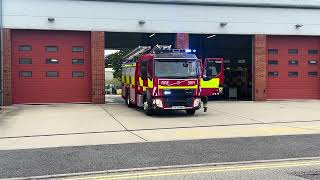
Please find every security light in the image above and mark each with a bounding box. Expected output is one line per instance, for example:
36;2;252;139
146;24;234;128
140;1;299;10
139;20;146;25
48;17;55;22
220;22;228;27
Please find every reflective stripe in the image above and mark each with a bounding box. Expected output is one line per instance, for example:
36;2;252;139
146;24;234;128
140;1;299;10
131;76;135;85
148;78;153;88
121;75;125;83
122;63;136;67
126;75;130;84
158;85;198;89
200;78;220;88
139;77;144;87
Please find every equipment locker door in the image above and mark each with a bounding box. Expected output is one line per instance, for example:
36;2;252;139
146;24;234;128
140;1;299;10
266;36;320;99
12;30;91;104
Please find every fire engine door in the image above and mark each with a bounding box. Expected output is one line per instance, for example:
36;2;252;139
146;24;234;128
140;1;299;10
200;58;224;96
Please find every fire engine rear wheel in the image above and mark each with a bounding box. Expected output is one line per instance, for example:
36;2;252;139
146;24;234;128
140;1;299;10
186;109;196;115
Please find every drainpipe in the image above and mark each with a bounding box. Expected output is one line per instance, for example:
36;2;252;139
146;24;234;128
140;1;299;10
0;0;3;106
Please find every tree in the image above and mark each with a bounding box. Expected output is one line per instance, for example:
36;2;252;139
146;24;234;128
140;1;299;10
105;49;132;79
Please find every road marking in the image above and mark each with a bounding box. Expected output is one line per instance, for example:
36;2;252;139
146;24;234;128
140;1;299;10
72;160;320;180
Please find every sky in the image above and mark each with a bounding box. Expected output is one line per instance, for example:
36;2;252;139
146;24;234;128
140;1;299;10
105;50;120;56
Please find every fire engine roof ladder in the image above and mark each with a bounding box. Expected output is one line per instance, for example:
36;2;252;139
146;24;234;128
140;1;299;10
149;45;172;53
123;46;151;63
150;45;187;53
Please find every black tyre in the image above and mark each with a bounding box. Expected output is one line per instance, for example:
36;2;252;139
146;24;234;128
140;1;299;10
186;109;196;115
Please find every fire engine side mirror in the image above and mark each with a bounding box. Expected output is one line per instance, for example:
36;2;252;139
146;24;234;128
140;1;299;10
197;59;202;78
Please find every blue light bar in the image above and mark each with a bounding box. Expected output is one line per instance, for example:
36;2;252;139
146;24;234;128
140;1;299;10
185;49;192;53
192;49;197;53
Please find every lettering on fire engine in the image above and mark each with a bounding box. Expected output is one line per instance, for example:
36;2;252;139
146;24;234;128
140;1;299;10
160;80;196;86
188;81;195;85
161;81;170;86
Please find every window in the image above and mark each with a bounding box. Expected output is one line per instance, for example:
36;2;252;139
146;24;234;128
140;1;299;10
268;72;278;77
46;71;59;77
288;49;298;54
45;46;58;52
46;58;59;64
141;61;148;80
72;71;84;77
148;60;153;78
308;49;318;55
268;49;278;54
288;72;299;77
19;58;32;64
72;59;84;65
308;72;318;77
268;60;278;65
205;61;222;77
308;60;318;65
19;45;32;51
72;46;84;52
19;71;32;77
288;60;299;65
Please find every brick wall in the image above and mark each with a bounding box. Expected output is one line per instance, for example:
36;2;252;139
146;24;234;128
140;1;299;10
176;33;189;49
2;29;12;106
252;35;267;101
91;31;105;104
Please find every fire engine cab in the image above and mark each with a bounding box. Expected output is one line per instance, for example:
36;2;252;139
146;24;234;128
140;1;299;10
121;45;223;116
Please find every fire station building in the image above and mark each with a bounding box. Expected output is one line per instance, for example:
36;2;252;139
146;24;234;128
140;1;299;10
1;0;320;105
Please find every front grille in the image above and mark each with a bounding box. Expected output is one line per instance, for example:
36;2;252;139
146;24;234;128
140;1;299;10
163;97;193;107
164;89;194;98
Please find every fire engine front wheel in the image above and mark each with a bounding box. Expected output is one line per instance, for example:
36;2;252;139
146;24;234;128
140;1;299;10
186;109;196;115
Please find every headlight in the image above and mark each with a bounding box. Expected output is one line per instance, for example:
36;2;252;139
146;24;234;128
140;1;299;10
193;98;201;107
164;90;171;95
154;98;163;108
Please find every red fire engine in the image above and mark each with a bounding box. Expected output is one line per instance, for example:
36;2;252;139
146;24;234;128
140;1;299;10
121;45;224;116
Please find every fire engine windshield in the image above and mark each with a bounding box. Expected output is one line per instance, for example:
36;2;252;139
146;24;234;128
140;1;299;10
154;59;199;78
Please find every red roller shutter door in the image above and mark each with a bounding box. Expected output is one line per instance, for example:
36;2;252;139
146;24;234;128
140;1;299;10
266;36;320;99
12;30;91;104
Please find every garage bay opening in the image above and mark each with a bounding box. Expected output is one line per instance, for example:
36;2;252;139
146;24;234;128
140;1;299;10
104;32;177;104
190;34;253;101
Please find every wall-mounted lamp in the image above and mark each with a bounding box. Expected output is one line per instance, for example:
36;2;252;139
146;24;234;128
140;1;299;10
48;17;55;23
295;24;303;29
220;22;228;27
139;20;146;25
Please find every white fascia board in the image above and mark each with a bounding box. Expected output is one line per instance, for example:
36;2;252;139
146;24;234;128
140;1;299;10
3;0;320;35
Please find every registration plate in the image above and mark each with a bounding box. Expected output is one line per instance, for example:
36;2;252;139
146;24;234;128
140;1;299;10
171;106;186;110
